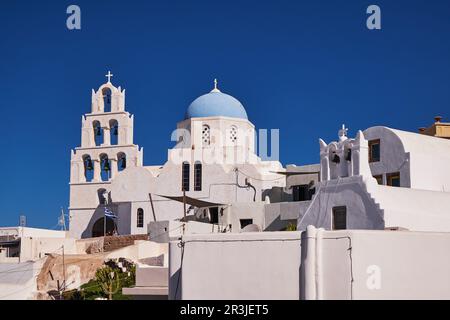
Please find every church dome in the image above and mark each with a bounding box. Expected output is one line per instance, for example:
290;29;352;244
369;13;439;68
184;80;248;120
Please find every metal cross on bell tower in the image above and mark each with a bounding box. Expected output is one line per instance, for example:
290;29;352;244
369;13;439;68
105;71;113;83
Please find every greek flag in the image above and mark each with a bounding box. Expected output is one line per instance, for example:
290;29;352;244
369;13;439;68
104;207;117;219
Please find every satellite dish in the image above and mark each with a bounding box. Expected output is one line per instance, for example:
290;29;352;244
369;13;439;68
241;224;261;232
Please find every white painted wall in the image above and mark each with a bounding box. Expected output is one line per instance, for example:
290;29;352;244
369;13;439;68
0;227;69;239
19;237;77;262
304;227;450;300
170;227;450;300
364;126;450;191
0;260;45;300
169;232;302;300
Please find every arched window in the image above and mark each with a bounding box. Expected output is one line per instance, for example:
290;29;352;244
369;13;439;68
229;126;237;144
97;188;107;205
100;154;111;181
194;161;202;191
182;161;190;191
102;88;112;112
329;148;339;180
344;147;352;161
202;125;210;146
93;121;103;146
137;208;144;228
117;152;126;172
110;119;118;145
83;155;94;182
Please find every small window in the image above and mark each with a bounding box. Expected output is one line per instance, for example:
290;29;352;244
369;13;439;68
369;139;380;163
137;208;144;228
202;125;210;146
373;175;383;185
293;185;312;201
182;162;190;191
229;126;237;143
387;172;400;187
240;219;253;229
102;88;112;112
194;162;202;191
332;206;347;230
97;188;107;205
117;153;126;171
209;207;219;224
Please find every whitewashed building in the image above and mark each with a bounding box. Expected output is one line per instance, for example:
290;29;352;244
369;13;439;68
298;125;450;232
69;74;285;238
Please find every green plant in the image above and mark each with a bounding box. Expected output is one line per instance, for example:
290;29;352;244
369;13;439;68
286;222;297;231
64;262;136;300
96;266;120;300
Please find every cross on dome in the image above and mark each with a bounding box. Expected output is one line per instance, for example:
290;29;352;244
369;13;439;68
105;71;114;83
210;78;221;93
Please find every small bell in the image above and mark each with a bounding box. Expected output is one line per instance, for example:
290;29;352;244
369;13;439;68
113;126;118;136
85;158;93;171
96;126;102;136
332;154;340;164
120;158;126;169
103;160;110;171
345;149;352;161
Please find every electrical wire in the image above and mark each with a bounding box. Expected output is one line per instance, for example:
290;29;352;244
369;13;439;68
237;169;285;182
0;245;66;276
0;281;37;299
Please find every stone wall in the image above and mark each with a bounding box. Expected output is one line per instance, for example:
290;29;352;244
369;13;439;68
103;234;148;252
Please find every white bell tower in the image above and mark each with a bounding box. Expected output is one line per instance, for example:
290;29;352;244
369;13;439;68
68;72;143;238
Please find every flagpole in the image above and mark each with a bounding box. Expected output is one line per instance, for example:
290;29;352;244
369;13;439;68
104;207;106;237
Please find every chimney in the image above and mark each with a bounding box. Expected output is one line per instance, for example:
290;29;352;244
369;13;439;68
435;116;442;123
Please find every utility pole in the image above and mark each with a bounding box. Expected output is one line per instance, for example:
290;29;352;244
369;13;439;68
62;245;66;291
56;245;66;300
182;190;186;235
104;214;106;237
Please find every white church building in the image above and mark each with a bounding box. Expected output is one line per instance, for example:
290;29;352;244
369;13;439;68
69;74;285;238
298;125;450;232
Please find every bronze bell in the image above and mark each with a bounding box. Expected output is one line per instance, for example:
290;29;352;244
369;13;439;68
120;158;126;169
96;126;102;136
85;158;93;171
332;154;340;164
103;159;110;171
345;149;352;161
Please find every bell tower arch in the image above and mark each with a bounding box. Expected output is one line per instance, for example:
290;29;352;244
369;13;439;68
69;72;144;238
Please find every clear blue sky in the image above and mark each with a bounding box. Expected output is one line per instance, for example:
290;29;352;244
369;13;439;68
1;0;449;228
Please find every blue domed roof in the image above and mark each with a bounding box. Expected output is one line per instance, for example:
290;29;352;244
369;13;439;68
185;88;248;120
